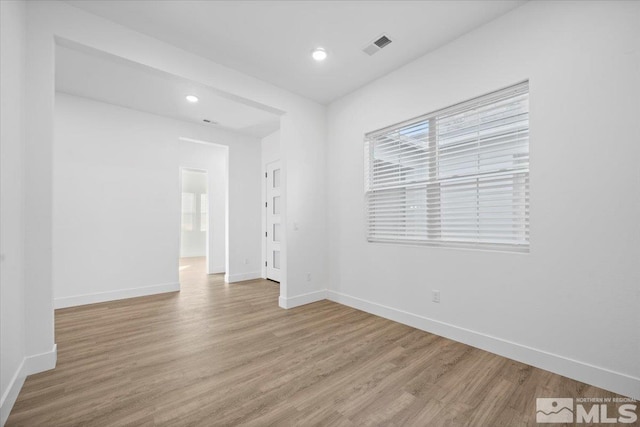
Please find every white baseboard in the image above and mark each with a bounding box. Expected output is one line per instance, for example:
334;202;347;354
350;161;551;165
24;344;57;375
208;266;225;274
279;289;327;309
54;283;180;309
1;359;25;426
225;271;261;283
180;252;206;258
1;344;57;426
327;290;640;400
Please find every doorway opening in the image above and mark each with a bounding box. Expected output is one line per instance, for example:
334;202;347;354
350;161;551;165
180;169;208;275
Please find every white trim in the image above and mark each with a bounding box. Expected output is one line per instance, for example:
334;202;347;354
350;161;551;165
24;344;57;376
208;266;225;275
224;271;262;283
0;359;26;426
178;137;229;149
279;289;327;309
54;283;180;309
1;344;58;426
327;290;640;400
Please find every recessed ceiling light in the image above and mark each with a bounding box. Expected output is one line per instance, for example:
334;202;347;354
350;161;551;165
185;95;199;103
312;47;327;62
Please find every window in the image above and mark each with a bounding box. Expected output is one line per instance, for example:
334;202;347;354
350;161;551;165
364;81;529;252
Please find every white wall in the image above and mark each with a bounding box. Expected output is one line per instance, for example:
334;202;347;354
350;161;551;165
207;153;226;275
23;0;327;366
261;130;281;166
327;1;640;399
53;93;259;307
261;130;281;278
0;1;28;424
180;170;208;258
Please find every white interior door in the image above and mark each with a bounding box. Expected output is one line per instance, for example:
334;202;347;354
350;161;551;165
266;161;282;282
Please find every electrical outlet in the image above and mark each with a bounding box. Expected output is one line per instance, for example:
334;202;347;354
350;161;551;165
244;258;249;265
306;273;311;282
432;290;440;303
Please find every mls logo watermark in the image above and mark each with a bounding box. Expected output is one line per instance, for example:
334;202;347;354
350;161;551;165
536;397;638;424
536;398;573;423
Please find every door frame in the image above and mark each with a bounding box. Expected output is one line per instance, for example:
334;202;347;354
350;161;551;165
178;137;229;278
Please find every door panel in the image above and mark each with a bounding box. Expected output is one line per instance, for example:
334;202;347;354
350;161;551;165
266;161;281;281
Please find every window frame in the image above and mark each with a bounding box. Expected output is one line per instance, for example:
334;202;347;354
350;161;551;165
364;81;530;253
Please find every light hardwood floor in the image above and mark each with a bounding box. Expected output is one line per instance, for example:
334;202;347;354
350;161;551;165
7;257;626;426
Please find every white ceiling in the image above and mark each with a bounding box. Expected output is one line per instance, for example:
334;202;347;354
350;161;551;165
55;42;281;138
64;0;526;104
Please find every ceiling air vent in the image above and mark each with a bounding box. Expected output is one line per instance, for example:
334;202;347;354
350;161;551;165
374;35;392;48
363;34;392;56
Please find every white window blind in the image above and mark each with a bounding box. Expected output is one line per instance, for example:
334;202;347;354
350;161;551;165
365;81;529;252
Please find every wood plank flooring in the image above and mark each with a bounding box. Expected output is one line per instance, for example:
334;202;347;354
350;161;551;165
7;257;628;426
